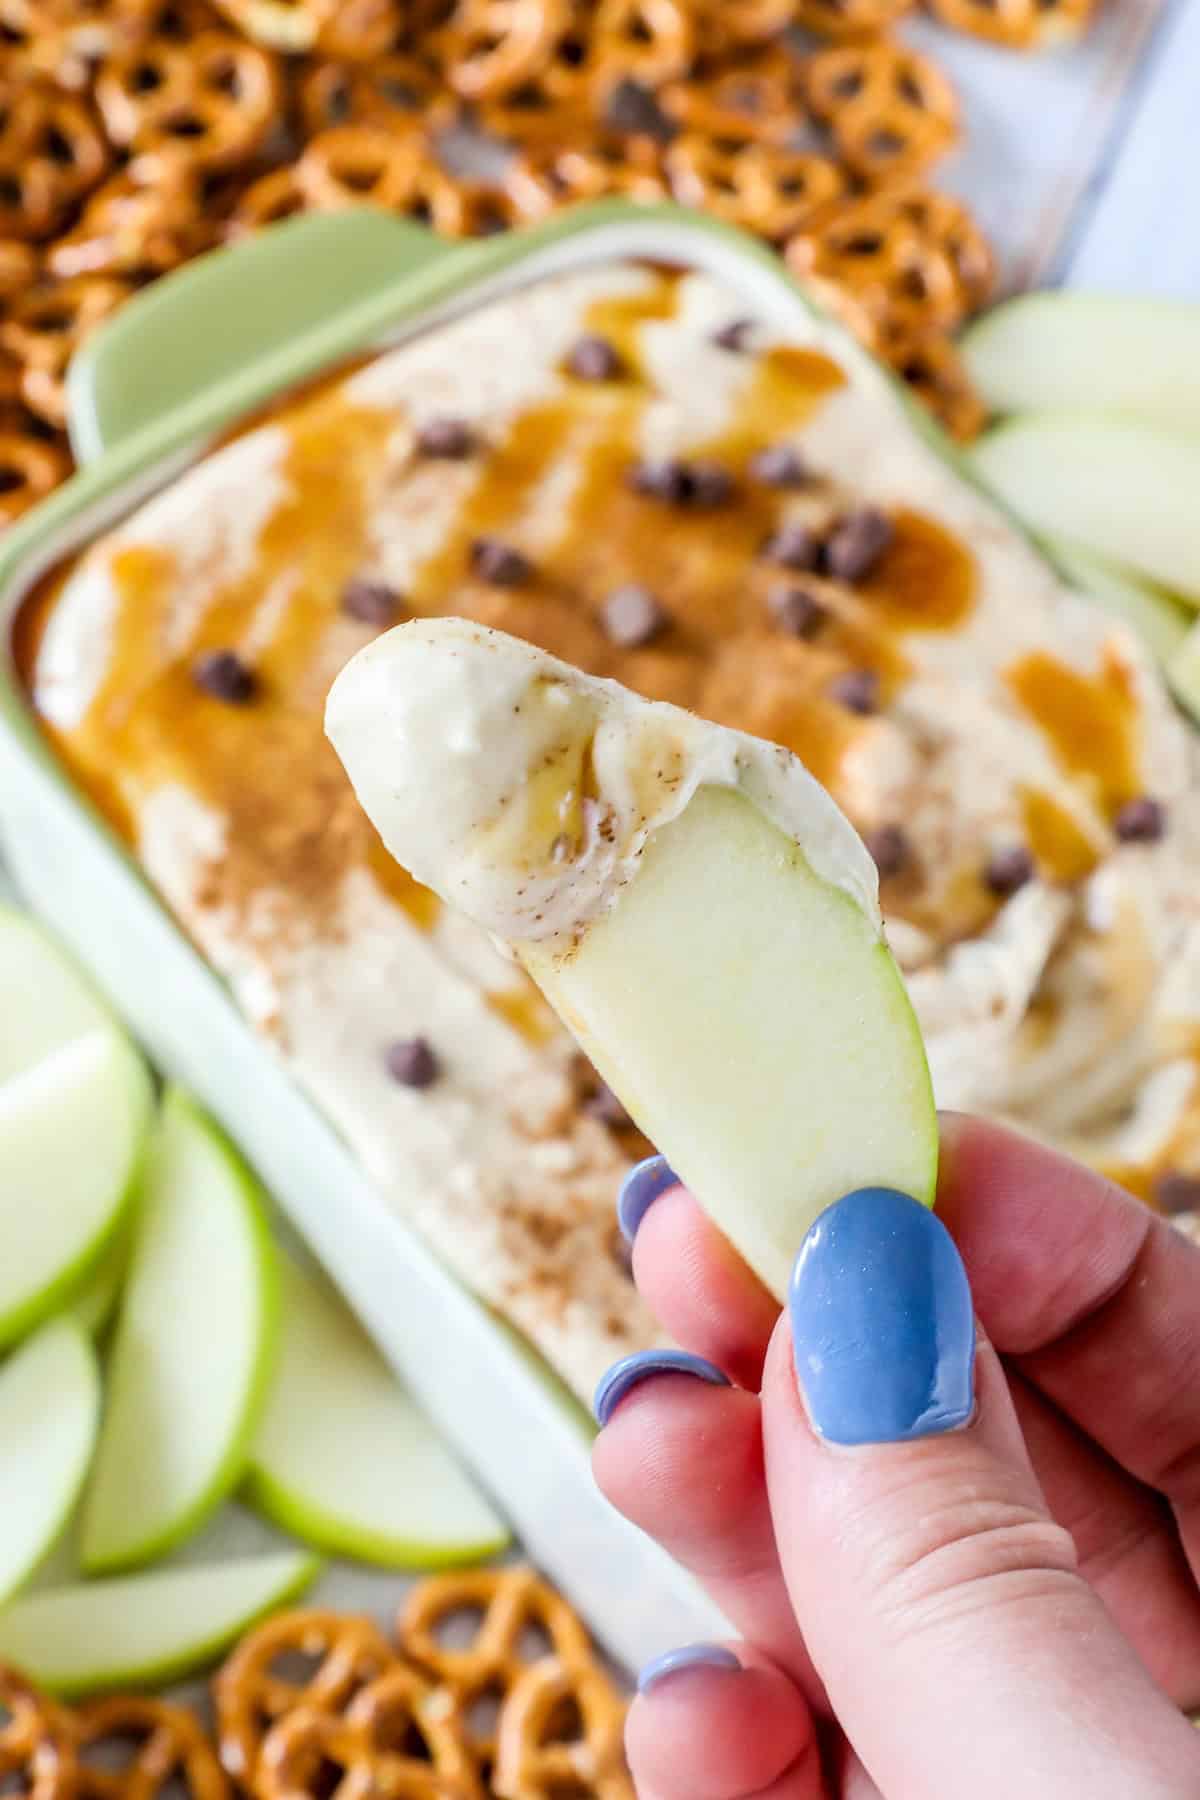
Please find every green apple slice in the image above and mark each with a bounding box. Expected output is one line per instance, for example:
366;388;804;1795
970;415;1200;603
1044;536;1192;666
245;1258;509;1567
61;1227;130;1337
0;1029;151;1349
961;294;1200;433
0;1318;100;1605
0;1550;319;1696
0;908;112;1086
326;620;937;1303
80;1088;279;1574
522;788;935;1297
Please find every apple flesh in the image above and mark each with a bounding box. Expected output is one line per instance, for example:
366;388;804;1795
522;786;937;1301
0;1029;151;1348
246;1258;509;1567
80;1087;279;1574
961;294;1200;435
0;1317;100;1606
0;907;112;1086
970;415;1200;603
0;1550;318;1696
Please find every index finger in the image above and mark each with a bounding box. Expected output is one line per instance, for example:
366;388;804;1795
938;1114;1200;1553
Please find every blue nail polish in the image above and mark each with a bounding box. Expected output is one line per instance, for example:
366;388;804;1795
593;1348;729;1426
789;1187;974;1447
638;1643;741;1693
617;1155;680;1243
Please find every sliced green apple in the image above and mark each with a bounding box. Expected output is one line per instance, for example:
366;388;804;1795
523;788;936;1298
80;1087;279;1574
970;415;1200;603
0;1318;100;1605
327;620;937;1304
961;294;1200;433
1044;536;1191;665
0;1550;319;1696
60;1227;130;1337
0;1029;151;1349
245;1257;509;1567
0;907;112;1086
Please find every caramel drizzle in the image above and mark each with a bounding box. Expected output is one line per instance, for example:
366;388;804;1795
34;270;979;1039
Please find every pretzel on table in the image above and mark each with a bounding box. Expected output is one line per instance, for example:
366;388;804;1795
0;78;109;240
255;1666;483;1800
213;1610;396;1788
666;135;848;241
0;1665;78;1800
492;1656;633;1800
803;41;960;182
94;30;282;175
660;44;810;147
922;0;1096;47
72;1695;230;1800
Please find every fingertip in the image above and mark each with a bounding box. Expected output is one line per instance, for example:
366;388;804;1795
626;1652;824;1800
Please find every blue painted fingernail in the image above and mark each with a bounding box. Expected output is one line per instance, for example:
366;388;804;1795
593;1348;729;1426
789;1187;974;1446
638;1644;741;1693
617;1154;680;1242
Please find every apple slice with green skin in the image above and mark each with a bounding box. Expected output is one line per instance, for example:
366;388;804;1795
61;1227;130;1337
245;1257;510;1567
327;620;937;1304
0;907;112;1086
0;1029;152;1350
0;1317;100;1606
961;294;1200;433
970;414;1200;603
0;1550;319;1697
80;1087;279;1575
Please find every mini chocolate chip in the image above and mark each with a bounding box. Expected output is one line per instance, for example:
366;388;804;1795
566;334;624;380
761;522;820;572
984;844;1034;898
750;443;810;489
1114;796;1167;843
712;317;754;352
1154;1170;1200;1215
600;584;669;648
342;577;403;626
823;508;894;583
865;824;910;879
628;458;735;508
385;1036;439;1088
583;1081;633;1129
687;460;736;507
470;537;532;586
828;668;880;715
416;416;475;458
192;649;256;704
768;583;825;638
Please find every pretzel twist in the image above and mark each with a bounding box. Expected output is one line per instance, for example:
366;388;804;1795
73;1696;230;1800
213;1611;396;1788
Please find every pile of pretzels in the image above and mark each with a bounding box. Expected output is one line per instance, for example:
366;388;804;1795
0;0;1100;525
1;1568;633;1800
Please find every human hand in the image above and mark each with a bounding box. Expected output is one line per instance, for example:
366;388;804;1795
594;1116;1200;1798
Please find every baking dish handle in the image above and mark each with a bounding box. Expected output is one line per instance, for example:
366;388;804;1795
66;210;464;466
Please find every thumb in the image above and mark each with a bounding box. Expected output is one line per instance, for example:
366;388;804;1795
761;1186;1200;1800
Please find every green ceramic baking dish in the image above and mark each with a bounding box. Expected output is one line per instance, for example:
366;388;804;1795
0;197;972;1665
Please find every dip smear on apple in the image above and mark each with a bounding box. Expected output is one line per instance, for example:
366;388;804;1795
327;618;936;1298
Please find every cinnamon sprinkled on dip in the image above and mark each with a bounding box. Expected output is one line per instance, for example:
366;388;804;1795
23;262;1200;1395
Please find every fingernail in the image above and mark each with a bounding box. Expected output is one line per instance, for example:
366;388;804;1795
593;1348;730;1426
617;1154;680;1243
789;1187;974;1446
638;1644;741;1693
